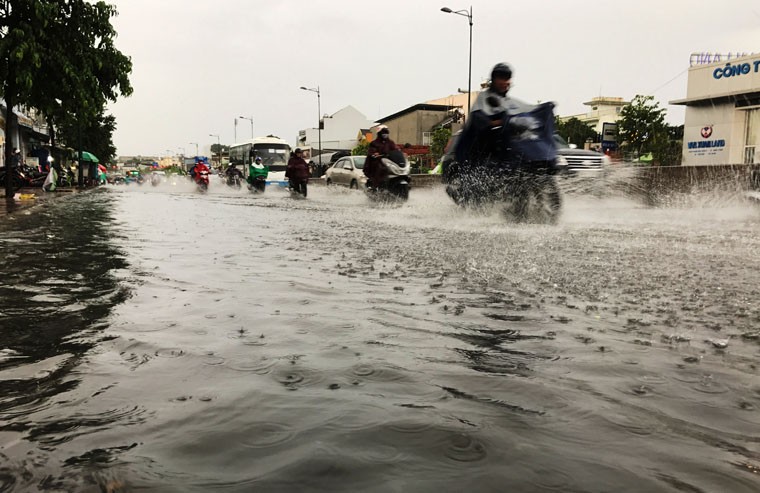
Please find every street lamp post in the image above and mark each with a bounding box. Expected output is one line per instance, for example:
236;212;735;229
441;6;473;116
209;134;220;168
189;142;198;157
300;86;321;167
239;116;254;139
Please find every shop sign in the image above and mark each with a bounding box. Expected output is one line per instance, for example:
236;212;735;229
687;125;725;155
712;59;760;80
690;52;753;66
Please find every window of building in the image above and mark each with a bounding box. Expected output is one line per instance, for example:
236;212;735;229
744;108;760;164
422;132;432;146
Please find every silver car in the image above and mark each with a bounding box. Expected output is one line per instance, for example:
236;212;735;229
325;156;367;189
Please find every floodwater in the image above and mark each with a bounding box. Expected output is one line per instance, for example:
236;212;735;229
1;173;759;492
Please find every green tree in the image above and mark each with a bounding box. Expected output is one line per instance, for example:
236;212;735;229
617;95;666;158
352;141;369;156
430;127;451;162
555;116;597;148
210;144;229;154
1;0;132;195
56;109;117;164
650;124;683;166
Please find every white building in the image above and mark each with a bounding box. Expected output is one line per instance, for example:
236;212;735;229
671;53;760;165
560;96;629;134
297;105;375;152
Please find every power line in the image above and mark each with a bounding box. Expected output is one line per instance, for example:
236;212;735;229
648;68;689;95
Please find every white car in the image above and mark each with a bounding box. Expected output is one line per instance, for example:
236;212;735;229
325;156;367;189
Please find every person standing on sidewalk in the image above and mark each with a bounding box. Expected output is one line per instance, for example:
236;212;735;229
285;148;309;197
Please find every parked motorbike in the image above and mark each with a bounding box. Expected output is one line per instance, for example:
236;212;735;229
444;100;562;224
0;164;48;191
365;149;411;202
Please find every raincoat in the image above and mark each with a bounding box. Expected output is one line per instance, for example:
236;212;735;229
248;163;269;180
191;162;209;179
285;156;309;182
458;88;556;166
364;137;399;186
42;167;58;192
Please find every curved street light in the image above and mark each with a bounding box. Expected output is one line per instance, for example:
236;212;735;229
239;116;254;139
441;5;473;116
300;86;322;166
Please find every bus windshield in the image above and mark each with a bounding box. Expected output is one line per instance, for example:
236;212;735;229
253;144;290;166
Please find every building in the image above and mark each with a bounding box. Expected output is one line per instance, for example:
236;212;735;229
0;103;50;168
376;103;462;147
559;96;629;134
426;91;479;117
297;105;375;153
671;53;760;165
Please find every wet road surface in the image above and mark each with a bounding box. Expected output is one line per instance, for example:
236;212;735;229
1;175;759;492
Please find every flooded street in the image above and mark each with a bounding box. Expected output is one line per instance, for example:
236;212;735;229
1;177;759;492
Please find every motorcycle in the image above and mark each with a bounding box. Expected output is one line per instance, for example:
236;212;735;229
365;149;411;202
444;100;562;224
0;164;48;191
194;169;210;192
225;173;243;189
248;175;266;193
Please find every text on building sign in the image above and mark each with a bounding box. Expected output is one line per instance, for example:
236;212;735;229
712;60;760;79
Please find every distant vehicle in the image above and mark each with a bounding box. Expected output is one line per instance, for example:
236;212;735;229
309;150;350;177
125;169;144;185
553;135;610;175
229;135;291;179
150;170;166;186
325;156;367;189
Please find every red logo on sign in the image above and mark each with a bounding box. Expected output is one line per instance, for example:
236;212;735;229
701;126;713;138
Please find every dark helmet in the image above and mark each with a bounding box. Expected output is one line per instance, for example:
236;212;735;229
491;63;512;81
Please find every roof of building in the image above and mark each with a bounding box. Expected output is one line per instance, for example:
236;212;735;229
582;96;629;106
377;104;454;124
670;89;760;106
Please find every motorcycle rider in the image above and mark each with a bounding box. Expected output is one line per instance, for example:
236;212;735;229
285;148;309;197
248;156;269;190
455;63;561;220
364;125;398;188
224;162;244;185
190;159;210;182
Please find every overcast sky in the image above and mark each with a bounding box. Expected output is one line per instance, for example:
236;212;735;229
106;0;759;157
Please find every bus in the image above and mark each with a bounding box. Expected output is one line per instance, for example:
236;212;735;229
229;135;291;178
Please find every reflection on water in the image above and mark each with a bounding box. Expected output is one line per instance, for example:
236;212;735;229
0;179;759;492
